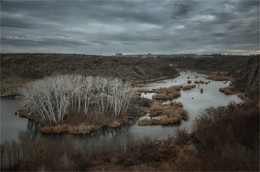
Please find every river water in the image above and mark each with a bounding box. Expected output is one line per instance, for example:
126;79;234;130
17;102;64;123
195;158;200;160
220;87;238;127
0;71;243;151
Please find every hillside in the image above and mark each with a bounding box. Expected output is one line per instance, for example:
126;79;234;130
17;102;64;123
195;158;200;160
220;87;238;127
1;53;178;96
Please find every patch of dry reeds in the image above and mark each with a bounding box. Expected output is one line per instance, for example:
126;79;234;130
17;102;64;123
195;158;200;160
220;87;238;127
194;80;205;84
182;85;196;90
152;86;182;100
219;86;236;95
141;101;188;126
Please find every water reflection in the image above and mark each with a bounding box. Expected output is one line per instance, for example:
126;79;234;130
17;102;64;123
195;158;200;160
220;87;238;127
18;120;40;142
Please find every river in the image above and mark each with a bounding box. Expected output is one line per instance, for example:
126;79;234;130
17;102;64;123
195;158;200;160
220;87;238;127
0;71;243;151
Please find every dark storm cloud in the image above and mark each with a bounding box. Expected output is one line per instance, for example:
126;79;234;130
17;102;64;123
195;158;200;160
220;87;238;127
2;37;88;47
172;3;192;19
1;0;259;54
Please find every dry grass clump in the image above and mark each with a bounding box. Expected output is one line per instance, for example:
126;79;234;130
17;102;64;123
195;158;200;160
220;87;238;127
40;117;128;134
152;93;169;100
40;123;103;134
139;107;188;126
108;117;128;128
187;80;192;84
219;86;236;95
134;89;152;97
141;101;188;126
182;85;196;90
152;86;182;100
174;101;183;107
136;88;151;94
194;80;205;84
150;101;164;116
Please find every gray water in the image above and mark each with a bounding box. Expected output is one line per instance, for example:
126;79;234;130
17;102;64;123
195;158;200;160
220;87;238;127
137;71;243;131
0;71;243;151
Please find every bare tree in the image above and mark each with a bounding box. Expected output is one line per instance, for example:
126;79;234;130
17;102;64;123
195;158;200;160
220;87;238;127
20;74;133;124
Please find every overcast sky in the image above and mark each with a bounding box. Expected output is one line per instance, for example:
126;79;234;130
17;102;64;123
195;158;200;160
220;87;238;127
1;0;259;55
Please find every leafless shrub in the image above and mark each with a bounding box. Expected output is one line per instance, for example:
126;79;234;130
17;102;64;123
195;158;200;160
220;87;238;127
174;128;190;145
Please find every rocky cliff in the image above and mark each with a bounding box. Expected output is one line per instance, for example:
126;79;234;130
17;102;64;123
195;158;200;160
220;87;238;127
232;56;259;101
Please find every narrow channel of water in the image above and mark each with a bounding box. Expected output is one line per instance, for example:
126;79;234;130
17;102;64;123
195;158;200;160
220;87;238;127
0;71;243;151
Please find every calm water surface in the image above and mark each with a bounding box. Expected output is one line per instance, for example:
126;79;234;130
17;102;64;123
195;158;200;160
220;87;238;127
0;71;243;151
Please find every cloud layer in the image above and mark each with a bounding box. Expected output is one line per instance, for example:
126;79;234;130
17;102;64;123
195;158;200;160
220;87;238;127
1;0;259;54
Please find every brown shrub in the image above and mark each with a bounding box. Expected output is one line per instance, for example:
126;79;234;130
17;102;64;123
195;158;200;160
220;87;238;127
192;103;259;171
174;128;190;145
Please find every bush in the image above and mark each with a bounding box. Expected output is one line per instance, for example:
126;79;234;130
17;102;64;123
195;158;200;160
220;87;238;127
192;103;259;171
174;128;190;145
